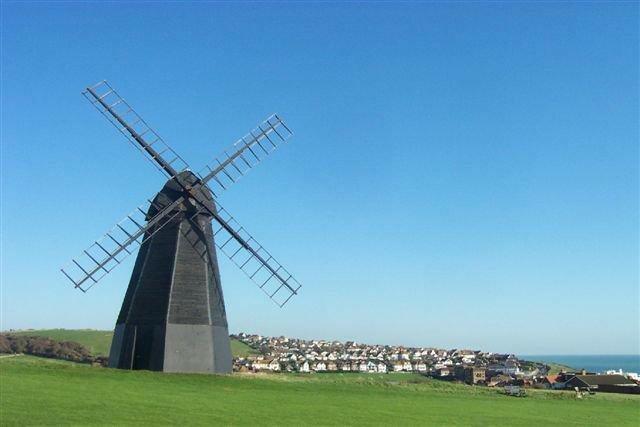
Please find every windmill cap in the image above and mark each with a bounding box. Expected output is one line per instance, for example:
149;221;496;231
147;170;216;219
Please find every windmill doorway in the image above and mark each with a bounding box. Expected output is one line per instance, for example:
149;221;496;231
129;325;164;371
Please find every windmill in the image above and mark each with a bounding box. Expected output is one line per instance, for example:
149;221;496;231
61;81;302;374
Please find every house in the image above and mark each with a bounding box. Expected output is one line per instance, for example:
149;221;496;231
464;367;486;385
367;360;378;373
313;361;327;372
504;355;519;374
341;362;352;372
393;362;404;372
327;362;338;371
402;361;413;371
299;361;310;373
413;361;427;372
253;358;272;371
487;374;513;387
268;359;281;371
461;355;476;364
487;361;518;375
435;367;453;378
535;375;560;389
377;362;387;373
359;362;368;372
563;375;639;393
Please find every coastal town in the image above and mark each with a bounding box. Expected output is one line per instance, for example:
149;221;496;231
232;333;640;395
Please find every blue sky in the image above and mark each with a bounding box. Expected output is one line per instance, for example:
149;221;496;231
1;2;638;355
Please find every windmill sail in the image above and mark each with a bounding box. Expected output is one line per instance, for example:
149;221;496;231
196;114;293;197
206;202;302;307
60;196;185;291
83;80;190;179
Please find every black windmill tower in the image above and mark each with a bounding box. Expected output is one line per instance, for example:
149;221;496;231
61;81;302;373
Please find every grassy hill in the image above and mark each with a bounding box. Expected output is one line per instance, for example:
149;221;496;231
7;329;256;358
1;356;638;426
230;338;259;357
546;361;577;375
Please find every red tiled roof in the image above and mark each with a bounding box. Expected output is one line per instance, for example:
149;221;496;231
546;375;559;384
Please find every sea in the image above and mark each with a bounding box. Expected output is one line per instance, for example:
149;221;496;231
520;355;640;374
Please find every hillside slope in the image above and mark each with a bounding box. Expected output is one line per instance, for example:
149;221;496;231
1;356;638;426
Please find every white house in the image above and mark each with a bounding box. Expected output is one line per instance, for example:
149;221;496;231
377;362;387;373
314;361;327;372
268;359;280;371
413;362;427;372
299;361;310;373
367;361;378;373
253;359;271;370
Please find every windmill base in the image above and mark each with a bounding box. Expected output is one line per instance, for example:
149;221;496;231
109;323;232;374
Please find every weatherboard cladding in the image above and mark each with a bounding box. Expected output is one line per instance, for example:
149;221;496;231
168;216;227;326
124;221;177;324
110;173;231;372
116;174;226;327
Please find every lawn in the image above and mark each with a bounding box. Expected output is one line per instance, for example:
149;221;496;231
1;356;638;426
7;329;254;358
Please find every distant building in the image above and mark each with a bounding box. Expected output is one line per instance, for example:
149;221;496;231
313;361;327;372
435;367;454;378
464;367;486;385
487;374;513;387
413;361;427;373
564;374;639;393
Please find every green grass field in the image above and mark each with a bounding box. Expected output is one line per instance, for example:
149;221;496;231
7;329;255;358
1;356;638;426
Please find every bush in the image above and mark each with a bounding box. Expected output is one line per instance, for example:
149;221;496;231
0;334;97;364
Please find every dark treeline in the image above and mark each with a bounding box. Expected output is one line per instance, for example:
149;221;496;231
0;334;107;366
